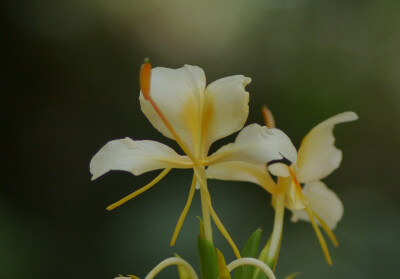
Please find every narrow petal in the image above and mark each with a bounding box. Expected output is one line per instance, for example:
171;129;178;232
139;65;206;152
206;124;297;166
201;75;251;153
296;112;358;182
290;181;344;229
206;161;277;194
90;138;192;179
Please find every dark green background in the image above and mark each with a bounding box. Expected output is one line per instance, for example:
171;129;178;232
2;0;399;278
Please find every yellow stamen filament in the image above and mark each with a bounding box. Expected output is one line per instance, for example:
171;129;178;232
194;168;241;259
288;168;303;194
139;59;200;165
170;176;197;246
106;168;172;211
305;207;332;265
313;212;339;247
262;106;275;129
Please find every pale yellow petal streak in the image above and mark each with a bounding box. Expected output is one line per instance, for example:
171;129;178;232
170;175;197;246
106;168;172;211
194;167;241;259
305;207;332;265
313;212;339;247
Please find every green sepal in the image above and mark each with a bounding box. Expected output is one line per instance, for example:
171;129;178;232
216;249;231;279
175;254;190;279
197;217;219;279
233;228;262;279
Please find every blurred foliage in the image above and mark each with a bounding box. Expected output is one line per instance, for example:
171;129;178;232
1;0;399;278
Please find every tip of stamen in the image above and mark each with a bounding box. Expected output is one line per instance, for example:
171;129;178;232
140;59;152;100
262;106;276;129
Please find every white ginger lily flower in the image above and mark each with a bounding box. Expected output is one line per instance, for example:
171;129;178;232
90;62;297;258
206;108;358;265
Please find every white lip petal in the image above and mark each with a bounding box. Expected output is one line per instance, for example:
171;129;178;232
90;138;192;180
296;112;359;183
207;124;297;166
201;75;250;152
268;163;291;177
290;180;344;229
206;161;275;192
139;65;206;153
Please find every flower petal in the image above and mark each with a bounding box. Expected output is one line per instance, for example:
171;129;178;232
290;181;344;229
201;75;251;153
90;138;192;180
206;124;297;166
139;65;206;153
206;161;277;194
296;111;358;183
268;163;291;177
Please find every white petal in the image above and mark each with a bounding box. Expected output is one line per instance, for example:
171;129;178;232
90;138;192;179
207;124;297;166
268;163;291;177
290;181;344;229
296;112;359;183
139;65;206;152
201;75;251;152
206;161;276;191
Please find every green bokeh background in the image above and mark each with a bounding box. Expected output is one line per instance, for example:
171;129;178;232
2;0;399;278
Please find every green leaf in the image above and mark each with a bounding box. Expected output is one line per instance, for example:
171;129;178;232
233;228;262;279
198;237;219;279
216;249;231;279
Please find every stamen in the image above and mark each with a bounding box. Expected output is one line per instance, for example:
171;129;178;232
288;168;307;201
288;168;303;193
170;175;197;246
262;106;275;129
305;207;333;265
106;168;172;211
208;200;241;259
139;60;200;165
140;58;151;100
313;212;339;247
195;172;241;259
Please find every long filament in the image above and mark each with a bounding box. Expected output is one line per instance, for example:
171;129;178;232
106;168;172;211
170;175;197;246
305;207;332;265
313;212;339;247
194;168;241;259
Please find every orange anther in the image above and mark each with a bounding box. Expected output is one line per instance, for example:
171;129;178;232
140;59;151;100
262;106;275;128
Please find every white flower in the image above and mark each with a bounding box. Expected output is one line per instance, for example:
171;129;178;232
90;62;297;258
207;110;358;264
